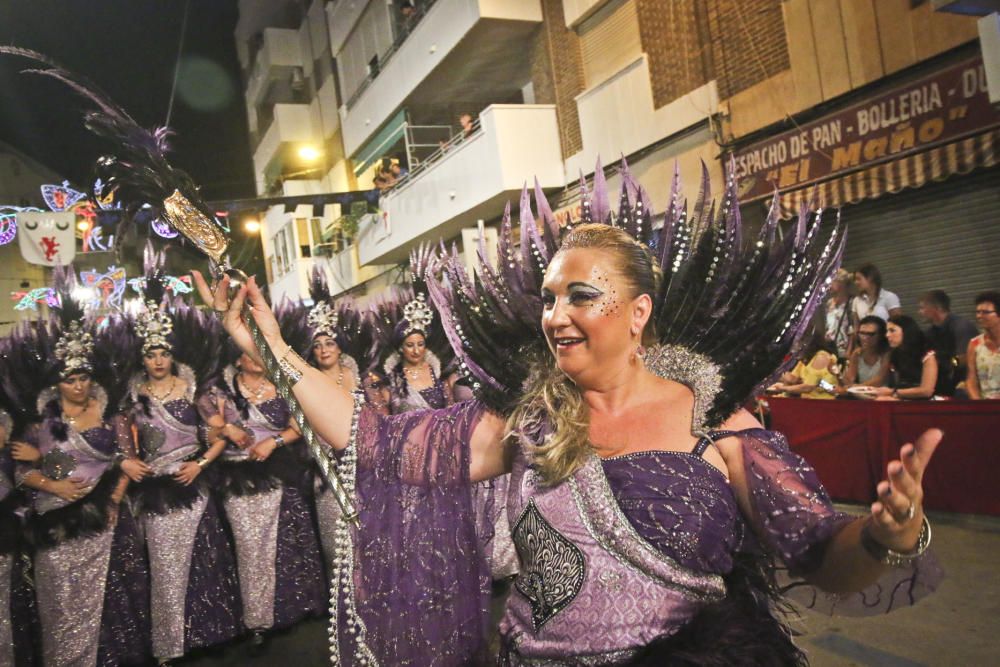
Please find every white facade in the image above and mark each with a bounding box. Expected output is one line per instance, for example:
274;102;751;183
237;0;722;303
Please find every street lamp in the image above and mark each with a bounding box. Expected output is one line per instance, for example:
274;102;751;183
244;218;261;234
298;145;322;162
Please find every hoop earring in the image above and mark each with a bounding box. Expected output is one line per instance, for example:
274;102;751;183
631;344;646;363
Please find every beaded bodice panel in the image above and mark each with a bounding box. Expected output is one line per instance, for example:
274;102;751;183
601;450;743;574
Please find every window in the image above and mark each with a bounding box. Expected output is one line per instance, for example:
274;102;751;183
271;222;294;277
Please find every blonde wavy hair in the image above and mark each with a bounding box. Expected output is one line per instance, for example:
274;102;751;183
505;224;660;485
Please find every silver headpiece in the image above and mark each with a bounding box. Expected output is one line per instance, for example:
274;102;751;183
135;300;174;354
402;293;434;338
54;320;94;377
307;301;339;338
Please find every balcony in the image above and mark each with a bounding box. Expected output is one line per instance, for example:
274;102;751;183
356;104;563;266
253;103;320;187
340;0;542;157
245;28;306;107
565;55;720;178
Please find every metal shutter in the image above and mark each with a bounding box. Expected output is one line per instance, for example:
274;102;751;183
579;0;642;88
839;166;1000;317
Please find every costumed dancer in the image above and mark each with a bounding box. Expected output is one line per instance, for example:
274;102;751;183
203;162;943;666
6;270;151;667
123;248;242;665
371;246;455;414
0;400;39;667
195;340;325;649
285;267;377;568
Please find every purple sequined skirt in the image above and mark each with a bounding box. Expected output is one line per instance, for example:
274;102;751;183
184;497;243;649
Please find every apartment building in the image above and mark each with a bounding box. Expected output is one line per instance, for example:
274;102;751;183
237;0;998;311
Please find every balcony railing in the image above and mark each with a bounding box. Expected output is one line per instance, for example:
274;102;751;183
344;0;441;109
357;104;563;266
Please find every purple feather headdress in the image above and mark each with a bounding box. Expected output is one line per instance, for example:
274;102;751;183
428;158;845;428
0;47;225;258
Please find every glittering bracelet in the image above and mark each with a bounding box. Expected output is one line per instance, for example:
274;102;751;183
273;434;286;448
277;347;305;385
861;516;931;567
196;457;210;468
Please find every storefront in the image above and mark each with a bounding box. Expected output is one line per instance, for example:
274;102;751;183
732;53;1000;314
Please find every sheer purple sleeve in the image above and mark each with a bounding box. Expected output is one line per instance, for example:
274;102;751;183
14;423;41;486
111;413;137;457
349;401;493;665
737;428;942;616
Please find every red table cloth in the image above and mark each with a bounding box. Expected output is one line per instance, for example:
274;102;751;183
767;398;1000;516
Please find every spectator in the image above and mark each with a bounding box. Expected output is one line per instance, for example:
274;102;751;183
389;160;408;180
373;174;389;193
458;112;476;139
824;268;854;358
853;263;902;323
842;316;890;388
874;315;938;400
770;323;839;399
967;291;1000;399
918;289;978;394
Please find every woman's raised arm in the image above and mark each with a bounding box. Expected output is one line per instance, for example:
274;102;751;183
192;271;356;450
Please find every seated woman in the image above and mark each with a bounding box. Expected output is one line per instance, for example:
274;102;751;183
875;315;938;400
843;316;890;390
774;346;839;399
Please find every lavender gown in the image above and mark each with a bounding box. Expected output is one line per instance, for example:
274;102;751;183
198;371;325;633
128;370;242;659
335;401;940;666
1;409;35;667
17;388;150;667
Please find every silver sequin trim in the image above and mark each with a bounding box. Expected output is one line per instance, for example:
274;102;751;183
569;455;726;601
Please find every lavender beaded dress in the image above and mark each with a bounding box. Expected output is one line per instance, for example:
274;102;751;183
336;402;941;666
197;368;325;634
17;387;151;667
1;408;38;667
127;368;242;660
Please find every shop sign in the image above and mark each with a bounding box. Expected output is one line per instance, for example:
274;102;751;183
732;57;1000;201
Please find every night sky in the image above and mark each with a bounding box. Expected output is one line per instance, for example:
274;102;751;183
0;0;255;203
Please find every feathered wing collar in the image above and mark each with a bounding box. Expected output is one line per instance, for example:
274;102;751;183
384;349;441;380
37;383;109;421
127;363;197;403
428;159;844;431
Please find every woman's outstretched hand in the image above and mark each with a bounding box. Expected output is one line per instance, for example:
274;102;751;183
868;428;941;552
192;271;283;365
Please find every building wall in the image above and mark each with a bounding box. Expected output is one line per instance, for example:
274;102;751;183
720;0;980;141
531;0;586;158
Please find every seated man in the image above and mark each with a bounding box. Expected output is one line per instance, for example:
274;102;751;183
919;290;978;395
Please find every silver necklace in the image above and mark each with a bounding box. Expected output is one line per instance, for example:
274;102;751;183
238;373;268;401
63;398;91;426
404;363;425;382
144;376;177;402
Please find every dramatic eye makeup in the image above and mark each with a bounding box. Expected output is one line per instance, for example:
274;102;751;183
588;267;622;316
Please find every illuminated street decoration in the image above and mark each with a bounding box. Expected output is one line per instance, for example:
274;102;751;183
79;265;127;311
40;181;86;212
11;287;58;311
128;274;193;296
0;210;19;245
17;211;76;265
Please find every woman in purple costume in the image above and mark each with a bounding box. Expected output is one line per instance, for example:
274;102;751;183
382;292;453;413
202;168;943;666
196;351;325;648
12;314;151;667
0;407;38;667
124;293;242;665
